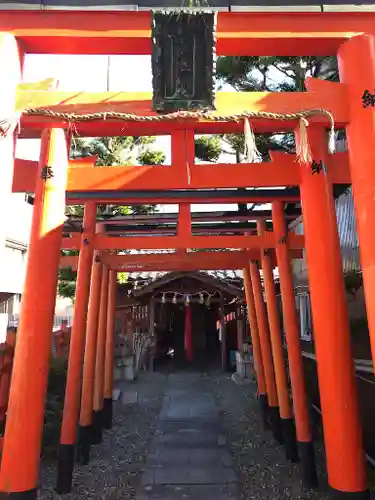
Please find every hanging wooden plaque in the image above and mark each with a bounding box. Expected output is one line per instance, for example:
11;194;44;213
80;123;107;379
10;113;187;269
151;11;217;112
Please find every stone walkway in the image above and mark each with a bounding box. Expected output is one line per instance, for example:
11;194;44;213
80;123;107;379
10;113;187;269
39;369;375;500
138;373;240;500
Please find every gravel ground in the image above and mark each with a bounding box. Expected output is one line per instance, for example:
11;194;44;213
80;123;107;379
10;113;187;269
38;369;375;500
210;371;375;500
39;372;168;500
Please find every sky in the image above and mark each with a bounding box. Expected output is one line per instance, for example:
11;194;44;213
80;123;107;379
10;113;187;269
17;53;269;214
18;54;234;213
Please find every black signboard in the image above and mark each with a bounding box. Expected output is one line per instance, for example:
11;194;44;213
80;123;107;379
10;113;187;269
151;11;216;112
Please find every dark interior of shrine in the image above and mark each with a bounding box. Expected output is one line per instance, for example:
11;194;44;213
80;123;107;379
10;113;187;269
154;301;222;370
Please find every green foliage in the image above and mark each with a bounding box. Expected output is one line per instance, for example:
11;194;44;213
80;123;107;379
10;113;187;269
216;55;339;160
70;135;165;167
66;136;165;218
216;55;338;93
138;149;166;165
42;356;68;459
60;136;163;302
57;279;76;301
117;272;128;284
195;136;222;162
58;251;77;301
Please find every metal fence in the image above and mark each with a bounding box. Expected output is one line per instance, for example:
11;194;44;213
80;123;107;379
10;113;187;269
8;314;73;328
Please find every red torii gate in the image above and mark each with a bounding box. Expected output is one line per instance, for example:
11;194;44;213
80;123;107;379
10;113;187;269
0;9;374;500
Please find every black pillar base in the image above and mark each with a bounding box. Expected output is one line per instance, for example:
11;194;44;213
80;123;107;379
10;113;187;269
269;406;283;445
55;443;75;494
103;398;113;430
91;409;103;445
329;487;370;500
0;490;37;499
259;394;270;430
0;415;6;435
281;418;299;463
78;424;92;465
298;441;318;489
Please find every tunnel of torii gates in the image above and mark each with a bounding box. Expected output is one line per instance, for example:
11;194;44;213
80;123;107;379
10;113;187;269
2;8;375;500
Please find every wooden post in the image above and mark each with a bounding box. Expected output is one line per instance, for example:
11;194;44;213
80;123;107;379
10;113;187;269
148;297;155;371
56;201;96;494
219;298;227;372
272;201;317;487
103;270;117;430
338;35;375;379
296;125;368;499
92;265;109;444
0;129;69;498
149;298;155;331
249;260;282;444
257;220;298;462
236;306;243;352
77;251;102;465
243;266;269;429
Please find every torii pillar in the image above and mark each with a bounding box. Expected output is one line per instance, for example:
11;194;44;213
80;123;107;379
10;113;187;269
257;221;298;463
56;201;97;494
0;128;69;498
272;201;317;488
243;266;269;429
78;251;103;464
103;270;117;429
297;124;368;499
249;260;282;444
92;264;109;444
338;35;375;376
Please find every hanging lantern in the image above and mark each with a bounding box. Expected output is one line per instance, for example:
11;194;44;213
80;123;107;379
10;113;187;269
172;294;177;305
162;293;166;304
199;292;204;304
205;295;211;307
185;294;190;306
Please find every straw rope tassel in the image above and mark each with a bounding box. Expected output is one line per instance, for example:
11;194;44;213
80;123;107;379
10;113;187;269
328;124;336;155
244;118;262;163
296;117;312;164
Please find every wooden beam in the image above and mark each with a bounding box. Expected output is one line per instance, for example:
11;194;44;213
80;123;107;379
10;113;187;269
60;248;304;271
4;11;375;56
61;232;304;251
13;155;98;193
15;85;348;137
65;194;301;205
12;150;351;194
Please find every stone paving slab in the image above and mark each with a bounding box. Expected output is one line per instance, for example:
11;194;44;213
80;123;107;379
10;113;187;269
138;373;239;500
150;431;227;448
146;447;233;466
138;484;240;500
142;466;237;486
158;406;218;421
155;420;221;431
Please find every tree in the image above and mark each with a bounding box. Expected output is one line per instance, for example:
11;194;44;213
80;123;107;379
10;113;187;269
194;56;341;224
58;135;166;301
216;55;339;159
67;136;166;217
58;251;79;301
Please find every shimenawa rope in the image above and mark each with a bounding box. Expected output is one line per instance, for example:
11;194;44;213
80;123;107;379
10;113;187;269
0;107;335;164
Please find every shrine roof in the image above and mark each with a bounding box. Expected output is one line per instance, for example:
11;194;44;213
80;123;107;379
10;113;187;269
129;270;244;298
